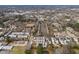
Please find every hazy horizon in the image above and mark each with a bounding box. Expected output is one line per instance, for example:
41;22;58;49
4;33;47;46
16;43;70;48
0;5;79;9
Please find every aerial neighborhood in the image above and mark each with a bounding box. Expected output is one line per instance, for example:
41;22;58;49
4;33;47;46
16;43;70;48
0;6;79;54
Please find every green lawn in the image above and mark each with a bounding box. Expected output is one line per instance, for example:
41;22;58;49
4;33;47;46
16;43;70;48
72;49;79;54
71;44;79;54
12;46;26;54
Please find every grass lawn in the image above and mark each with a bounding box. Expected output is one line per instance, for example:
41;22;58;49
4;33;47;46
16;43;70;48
12;46;26;54
71;44;79;54
72;49;79;54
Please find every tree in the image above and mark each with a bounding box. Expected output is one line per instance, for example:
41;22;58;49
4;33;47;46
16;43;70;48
25;50;32;54
37;44;44;54
47;44;53;51
74;23;79;31
5;36;13;44
18;15;26;22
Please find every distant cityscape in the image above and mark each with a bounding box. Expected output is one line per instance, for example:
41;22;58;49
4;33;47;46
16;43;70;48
0;5;79;54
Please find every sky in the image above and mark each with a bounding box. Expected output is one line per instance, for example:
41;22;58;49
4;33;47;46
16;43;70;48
0;0;79;5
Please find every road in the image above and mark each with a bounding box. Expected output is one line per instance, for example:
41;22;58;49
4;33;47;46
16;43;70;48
37;21;49;36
